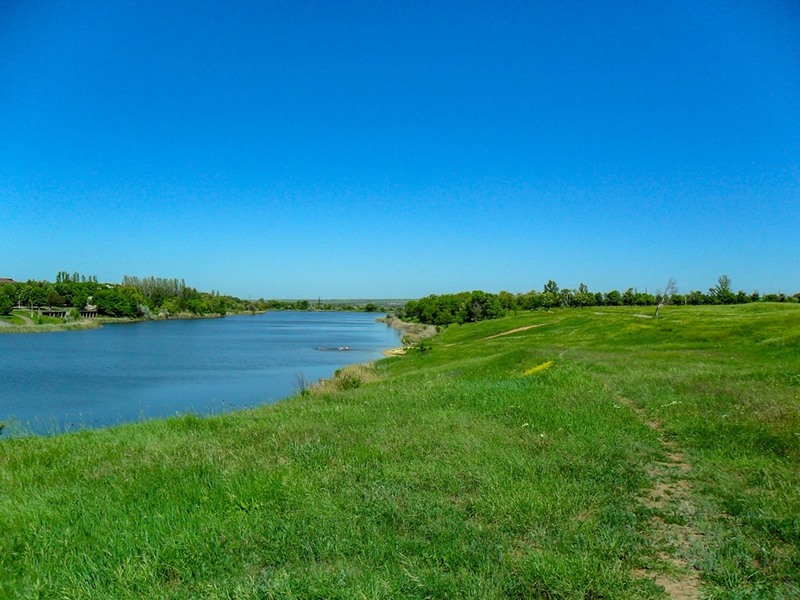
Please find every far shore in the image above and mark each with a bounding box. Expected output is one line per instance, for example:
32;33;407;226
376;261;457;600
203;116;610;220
1;308;402;335
0;309;256;334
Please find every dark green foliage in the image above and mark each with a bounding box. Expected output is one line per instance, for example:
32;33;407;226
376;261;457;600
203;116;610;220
403;277;798;326
94;286;144;318
0;290;13;315
401;290;503;326
5;273;389;320
711;274;736;304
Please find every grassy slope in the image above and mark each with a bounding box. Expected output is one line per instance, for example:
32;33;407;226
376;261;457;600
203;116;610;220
1;305;798;598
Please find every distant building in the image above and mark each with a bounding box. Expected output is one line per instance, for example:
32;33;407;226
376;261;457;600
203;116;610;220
0;278;14;284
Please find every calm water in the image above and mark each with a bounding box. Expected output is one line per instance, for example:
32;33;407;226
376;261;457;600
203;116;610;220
0;311;401;435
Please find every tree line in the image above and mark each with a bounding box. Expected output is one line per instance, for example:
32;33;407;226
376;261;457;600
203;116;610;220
398;277;800;327
0;273;390;318
0;273;248;318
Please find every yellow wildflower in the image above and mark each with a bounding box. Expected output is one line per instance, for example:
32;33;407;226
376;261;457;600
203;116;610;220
523;361;554;376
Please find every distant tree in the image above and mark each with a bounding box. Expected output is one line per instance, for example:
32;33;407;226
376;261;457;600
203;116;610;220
763;293;785;303
517;290;541;310
539;291;560;309
685;290;706;305
0;293;13;316
635;291;655;306
29;285;48;309
559;288;574;307
605;290;621;306
72;289;89;310
46;287;66;307
711;275;735;304
497;290;517;313
573;283;595;308
459;291;502;323
622;288;636;306
655;277;677;318
95;286;144;318
543;280;559;295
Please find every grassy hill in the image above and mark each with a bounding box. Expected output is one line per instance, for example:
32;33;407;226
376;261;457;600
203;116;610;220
1;304;798;598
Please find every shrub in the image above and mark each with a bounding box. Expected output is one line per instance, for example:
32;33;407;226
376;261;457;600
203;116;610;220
333;369;362;390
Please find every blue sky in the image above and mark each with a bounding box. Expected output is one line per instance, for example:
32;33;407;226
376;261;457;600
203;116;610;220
1;1;798;299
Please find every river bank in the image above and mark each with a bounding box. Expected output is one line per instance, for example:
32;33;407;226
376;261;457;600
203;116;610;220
376;314;437;347
0;309;257;334
2;305;797;596
0;318;102;334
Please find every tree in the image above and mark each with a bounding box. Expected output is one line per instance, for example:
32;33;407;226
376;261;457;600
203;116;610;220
573;283;595;308
543;280;559;295
46;287;65;307
655;277;677;318
29;285;48;309
622;288;636;306
458;291;502;323
686;290;707;305
497;290;517;313
0;293;13;316
711;275;735;304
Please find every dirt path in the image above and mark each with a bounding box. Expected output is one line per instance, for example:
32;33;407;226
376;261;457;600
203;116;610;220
620;397;704;599
483;320;559;339
3;312;35;326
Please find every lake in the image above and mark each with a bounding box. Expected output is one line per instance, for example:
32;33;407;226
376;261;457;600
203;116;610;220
0;311;402;435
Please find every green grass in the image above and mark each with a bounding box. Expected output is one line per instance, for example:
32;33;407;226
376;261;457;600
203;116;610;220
0;310;101;334
0;312;27;326
1;304;798;598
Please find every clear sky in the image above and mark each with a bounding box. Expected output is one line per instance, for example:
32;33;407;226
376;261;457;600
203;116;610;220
1;1;798;299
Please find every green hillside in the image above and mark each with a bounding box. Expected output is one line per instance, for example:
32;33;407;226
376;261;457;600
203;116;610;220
1;304;798;598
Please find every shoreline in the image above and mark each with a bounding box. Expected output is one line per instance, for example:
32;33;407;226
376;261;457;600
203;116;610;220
376;315;437;355
1;308;396;335
0;310;262;335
